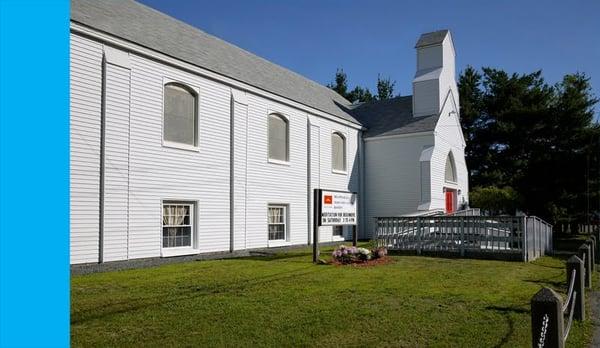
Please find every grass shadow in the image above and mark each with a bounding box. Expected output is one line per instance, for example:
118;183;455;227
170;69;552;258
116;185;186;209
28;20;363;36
485;305;529;348
238;251;314;261
522;278;565;289
72;266;318;325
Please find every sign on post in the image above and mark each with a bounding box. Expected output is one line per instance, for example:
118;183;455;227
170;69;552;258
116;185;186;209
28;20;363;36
319;190;357;226
313;189;358;263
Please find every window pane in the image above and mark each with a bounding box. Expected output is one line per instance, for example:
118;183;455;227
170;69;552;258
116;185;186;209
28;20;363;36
162;226;192;248
268;207;284;224
445;154;456;182
163;205;189;226
332;133;345;171
333;225;343;236
268;115;288;161
164;84;196;145
268;224;285;240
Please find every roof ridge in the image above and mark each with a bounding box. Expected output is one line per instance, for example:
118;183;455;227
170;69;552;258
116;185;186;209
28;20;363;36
129;0;352;104
71;0;358;123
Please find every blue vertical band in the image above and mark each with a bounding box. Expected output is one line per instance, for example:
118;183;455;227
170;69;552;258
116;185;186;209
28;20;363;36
0;1;70;347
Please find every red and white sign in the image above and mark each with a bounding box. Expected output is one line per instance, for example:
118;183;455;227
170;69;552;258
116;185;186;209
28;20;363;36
319;190;357;226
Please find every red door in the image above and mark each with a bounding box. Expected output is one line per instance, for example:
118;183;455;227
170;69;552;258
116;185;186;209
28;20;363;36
445;191;454;213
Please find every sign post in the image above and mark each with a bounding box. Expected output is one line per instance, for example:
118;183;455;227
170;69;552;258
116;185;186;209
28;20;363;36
313;189;358;263
313;189;320;263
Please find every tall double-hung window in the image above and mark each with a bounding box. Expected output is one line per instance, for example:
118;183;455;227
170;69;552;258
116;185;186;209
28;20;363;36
268;114;289;162
268;205;287;241
162;202;194;248
332;132;346;172
163;83;198;147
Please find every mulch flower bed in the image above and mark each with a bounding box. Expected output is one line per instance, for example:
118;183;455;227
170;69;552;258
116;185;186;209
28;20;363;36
330;256;393;267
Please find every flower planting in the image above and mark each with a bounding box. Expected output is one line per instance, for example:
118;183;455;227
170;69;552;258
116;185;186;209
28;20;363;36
331;245;388;264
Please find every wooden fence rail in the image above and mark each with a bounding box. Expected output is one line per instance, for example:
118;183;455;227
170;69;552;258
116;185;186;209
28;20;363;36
530;238;595;348
374;215;552;261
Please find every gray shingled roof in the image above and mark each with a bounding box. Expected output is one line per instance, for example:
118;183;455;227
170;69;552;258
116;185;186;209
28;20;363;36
415;29;449;48
71;0;359;124
349;96;438;138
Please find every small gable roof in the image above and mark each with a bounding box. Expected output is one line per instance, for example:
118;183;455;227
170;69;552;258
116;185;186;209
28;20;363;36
71;0;360;125
349;96;438;138
415;29;449;48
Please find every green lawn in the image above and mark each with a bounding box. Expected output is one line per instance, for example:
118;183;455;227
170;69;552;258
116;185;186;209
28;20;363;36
71;245;596;347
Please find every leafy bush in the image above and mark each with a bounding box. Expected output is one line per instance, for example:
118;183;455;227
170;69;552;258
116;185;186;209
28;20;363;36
469;186;521;215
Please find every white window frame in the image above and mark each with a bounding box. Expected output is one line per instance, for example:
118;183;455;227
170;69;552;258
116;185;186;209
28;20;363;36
445;151;458;184
161;200;197;257
331;131;347;174
162;78;201;152
267;112;290;165
332;225;345;241
267;204;289;246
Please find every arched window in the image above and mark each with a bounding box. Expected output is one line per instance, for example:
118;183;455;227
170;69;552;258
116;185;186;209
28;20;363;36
445;152;457;183
268;113;289;162
163;83;197;146
332;132;346;172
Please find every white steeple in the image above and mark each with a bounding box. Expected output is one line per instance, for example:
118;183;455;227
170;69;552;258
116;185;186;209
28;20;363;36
412;30;458;118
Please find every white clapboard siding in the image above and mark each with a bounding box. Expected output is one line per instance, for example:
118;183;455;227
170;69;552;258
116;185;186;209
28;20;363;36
102;62;131;262
70;34;103;264
240;96;360;249
232;93;248;251
430;92;468;211
127;53;231;259
70;32;363;263
308;116;359;243
363;133;435;237
244;94;308;249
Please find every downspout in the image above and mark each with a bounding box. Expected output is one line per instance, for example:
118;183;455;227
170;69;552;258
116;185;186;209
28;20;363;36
98;55;107;263
229;96;235;252
358;129;366;239
307;117;312;245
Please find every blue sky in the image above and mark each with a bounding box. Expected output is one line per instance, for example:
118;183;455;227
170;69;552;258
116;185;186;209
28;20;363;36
139;0;600;120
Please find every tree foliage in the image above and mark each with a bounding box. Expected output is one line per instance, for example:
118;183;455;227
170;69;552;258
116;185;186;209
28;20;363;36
458;66;600;224
347;86;374;103
469;186;521;215
326;68;348;98
327;68;397;103
376;74;396;101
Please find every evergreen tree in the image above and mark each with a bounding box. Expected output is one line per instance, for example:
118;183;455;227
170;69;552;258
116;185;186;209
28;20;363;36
458;67;599;226
326;68;349;99
347;86;374;103
327;68;375;103
376;74;396;100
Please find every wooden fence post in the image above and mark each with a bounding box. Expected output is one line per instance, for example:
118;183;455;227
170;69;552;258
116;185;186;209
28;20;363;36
585;239;595;271
460;217;465;257
566;255;585;321
531;287;564;348
587;236;598;265
523;217;528;262
416;217;422;255
578;244;592;289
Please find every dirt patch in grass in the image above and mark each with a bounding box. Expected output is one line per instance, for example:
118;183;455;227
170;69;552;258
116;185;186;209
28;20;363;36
330;256;394;267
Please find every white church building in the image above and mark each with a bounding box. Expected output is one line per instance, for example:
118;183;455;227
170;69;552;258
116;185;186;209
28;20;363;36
70;0;468;264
